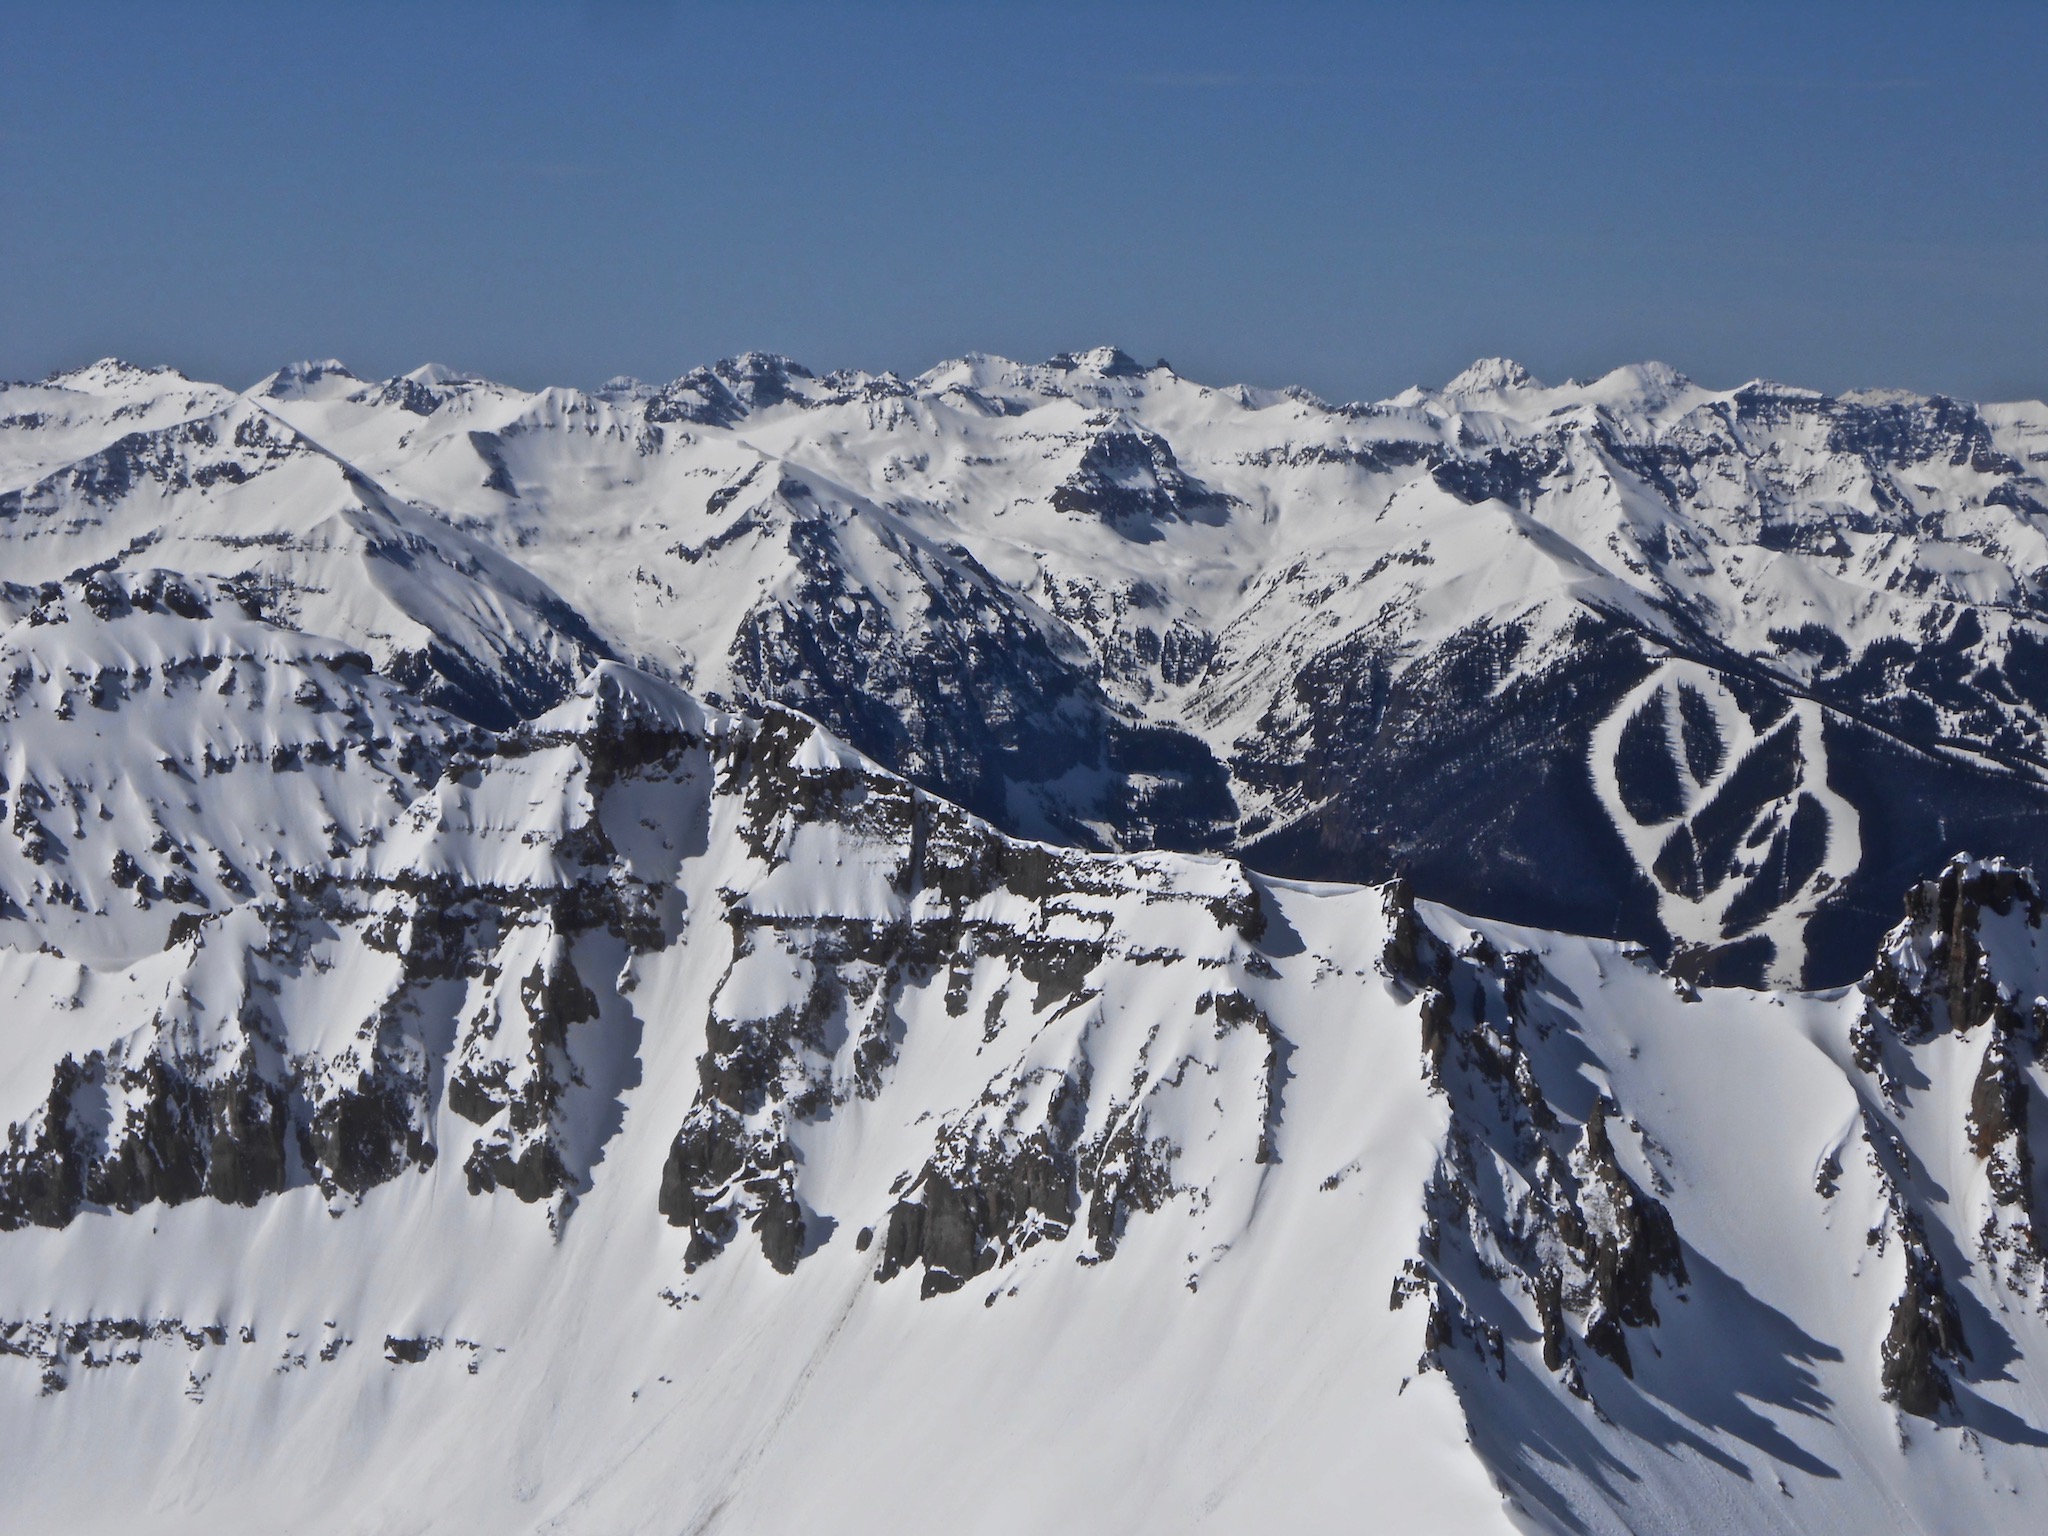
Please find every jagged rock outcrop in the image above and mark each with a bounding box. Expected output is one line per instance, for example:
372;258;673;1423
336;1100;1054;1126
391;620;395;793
1879;1213;1969;1418
1390;905;1688;1398
1843;854;2048;1413
653;707;1281;1287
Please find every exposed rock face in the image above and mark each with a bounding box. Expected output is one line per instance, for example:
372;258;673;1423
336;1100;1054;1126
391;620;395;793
1386;897;1688;1395
1969;1023;2035;1212
0;587;678;1233
1564;1102;1689;1376
1050;416;1232;531
1879;1216;1969;1418
653;710;1280;1290
1847;855;2048;1414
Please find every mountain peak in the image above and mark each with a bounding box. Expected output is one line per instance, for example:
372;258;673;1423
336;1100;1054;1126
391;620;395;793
255;359;361;400
713;352;815;383
401;362;483;388
594;375;655;401
709;353;816;411
42;357;193;394
1050;346;1150;378
1442;356;1540;397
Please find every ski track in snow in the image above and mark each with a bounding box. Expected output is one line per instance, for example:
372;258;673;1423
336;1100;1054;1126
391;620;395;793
1590;658;1861;985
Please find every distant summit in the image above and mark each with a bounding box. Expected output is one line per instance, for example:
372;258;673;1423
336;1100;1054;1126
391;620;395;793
1442;356;1540;396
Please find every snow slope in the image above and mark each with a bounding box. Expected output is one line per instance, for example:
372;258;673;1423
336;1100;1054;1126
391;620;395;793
1;562;2046;1532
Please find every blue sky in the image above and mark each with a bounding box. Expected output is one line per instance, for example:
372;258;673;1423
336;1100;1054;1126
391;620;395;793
3;1;2044;401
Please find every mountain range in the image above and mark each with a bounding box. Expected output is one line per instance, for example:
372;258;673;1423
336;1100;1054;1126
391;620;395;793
2;351;2047;1532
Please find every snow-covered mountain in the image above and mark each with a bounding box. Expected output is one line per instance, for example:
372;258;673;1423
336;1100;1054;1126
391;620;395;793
11;348;2048;988
4;351;2048;1531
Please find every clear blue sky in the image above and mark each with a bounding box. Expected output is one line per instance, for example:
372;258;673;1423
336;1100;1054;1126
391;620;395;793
4;1;2044;402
